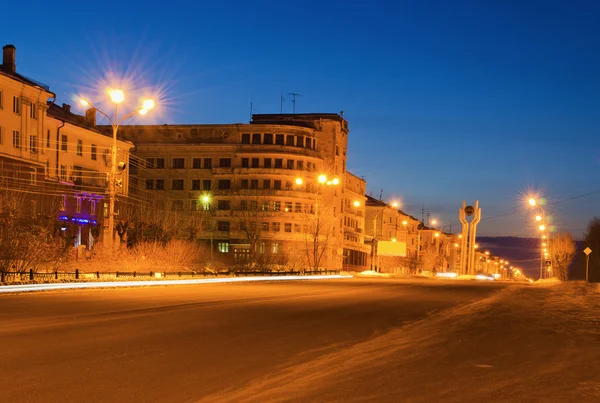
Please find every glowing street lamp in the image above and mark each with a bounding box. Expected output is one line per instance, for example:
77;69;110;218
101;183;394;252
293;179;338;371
353;200;360;208
402;220;407;226
295;177;303;185
318;174;327;184
79;89;156;249
535;215;542;222
539;224;546;231
392;202;398;208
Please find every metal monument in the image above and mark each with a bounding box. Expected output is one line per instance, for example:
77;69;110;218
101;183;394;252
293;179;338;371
458;201;482;275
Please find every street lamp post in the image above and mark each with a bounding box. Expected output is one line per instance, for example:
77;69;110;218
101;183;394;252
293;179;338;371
80;91;155;249
528;198;547;280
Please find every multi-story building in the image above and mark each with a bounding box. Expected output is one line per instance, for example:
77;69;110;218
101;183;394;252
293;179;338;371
117;113;350;270
342;172;369;271
0;44;132;250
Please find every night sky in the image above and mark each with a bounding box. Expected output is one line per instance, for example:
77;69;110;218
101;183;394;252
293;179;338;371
7;0;599;239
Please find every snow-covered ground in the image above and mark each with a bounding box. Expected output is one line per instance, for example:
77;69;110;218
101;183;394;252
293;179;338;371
203;282;600;402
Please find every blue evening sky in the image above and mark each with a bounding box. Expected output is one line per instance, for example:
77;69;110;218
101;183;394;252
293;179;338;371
5;0;599;239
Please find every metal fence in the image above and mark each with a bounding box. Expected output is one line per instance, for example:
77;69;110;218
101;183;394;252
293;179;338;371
0;269;341;283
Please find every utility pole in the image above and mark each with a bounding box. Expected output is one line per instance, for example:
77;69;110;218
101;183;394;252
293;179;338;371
421;205;425;224
584;247;592;282
288;92;300;114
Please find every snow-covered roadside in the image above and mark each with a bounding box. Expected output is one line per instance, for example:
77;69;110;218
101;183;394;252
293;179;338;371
203;283;600;403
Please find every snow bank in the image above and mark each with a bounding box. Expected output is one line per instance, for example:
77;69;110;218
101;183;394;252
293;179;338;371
357;270;391;278
533;277;561;286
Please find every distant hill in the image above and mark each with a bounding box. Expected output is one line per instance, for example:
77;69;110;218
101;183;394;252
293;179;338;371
477;236;585;279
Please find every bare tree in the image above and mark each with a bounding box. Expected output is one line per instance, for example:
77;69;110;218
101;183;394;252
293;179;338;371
418;248;438;274
233;191;274;266
304;205;336;270
549;231;576;281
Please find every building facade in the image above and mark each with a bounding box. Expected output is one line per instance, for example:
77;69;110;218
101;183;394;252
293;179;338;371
342;172;369;271
0;44;132;250
117;113;350;270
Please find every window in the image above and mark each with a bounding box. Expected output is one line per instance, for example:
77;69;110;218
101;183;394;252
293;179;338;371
219;158;231;168
61;195;67;211
217;221;230;232
76;139;83;156
336;145;340;156
91;200;97;216
263;133;273;144
240;200;248;210
0;127;3;145
145;158;155;169
91;144;97;160
145;179;154;190
12;130;20;148
29;135;37;152
191;200;201;211
13;96;20;114
46;130;50;148
272;243;281;253
307;162;312;171
297;161;304;170
287;160;294;169
285;181;292;190
30;104;37;120
261;222;269;232
273;201;281;211
258;242;266;253
306;138;312;149
156;179;165;190
264;158;272;168
241;133;250;144
192;179;201;190
192;158;201;169
204;158;212;169
251;158;259;168
172;179;184;190
294;224;301;233
272;223;281;232
156;158;165;169
274;159;283;168
252;133;261;144
239;222;247;231
218;200;230;210
249;200;258;211
203;180;211;190
274;180;282;190
60;165;67;180
76;197;82;213
172;158;185;169
275;134;284;145
296;136;304;147
286;135;295;146
61;134;67;151
262;201;270;211
250;179;258;189
218;242;230;253
285;202;292;212
172;200;184;211
218;179;231;189
263;180;271;189
241;158;249;168
285;223;292;233
295;203;302;213
241;179;249;189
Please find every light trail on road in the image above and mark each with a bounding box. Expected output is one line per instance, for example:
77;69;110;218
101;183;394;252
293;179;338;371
0;274;353;294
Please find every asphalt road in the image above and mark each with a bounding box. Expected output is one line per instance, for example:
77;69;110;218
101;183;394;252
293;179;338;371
1;278;597;402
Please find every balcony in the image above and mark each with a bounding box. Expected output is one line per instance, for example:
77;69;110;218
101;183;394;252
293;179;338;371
235;144;320;158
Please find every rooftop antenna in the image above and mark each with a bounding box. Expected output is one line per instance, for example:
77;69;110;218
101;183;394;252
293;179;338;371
288;92;301;114
340;110;344;118
379;189;383;201
280;91;285;114
249;94;253;123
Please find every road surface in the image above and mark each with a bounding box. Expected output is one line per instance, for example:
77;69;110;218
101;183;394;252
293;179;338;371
1;278;598;402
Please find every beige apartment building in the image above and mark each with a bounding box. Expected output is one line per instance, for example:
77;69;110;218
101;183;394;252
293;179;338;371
117;113;351;270
0;44;132;249
342;172;369;271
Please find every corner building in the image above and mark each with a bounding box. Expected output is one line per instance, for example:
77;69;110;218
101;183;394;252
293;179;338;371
119;113;357;270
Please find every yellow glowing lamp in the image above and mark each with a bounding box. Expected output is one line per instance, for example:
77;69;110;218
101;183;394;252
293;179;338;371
109;89;125;104
318;174;327;184
353;200;360;207
295;178;303;185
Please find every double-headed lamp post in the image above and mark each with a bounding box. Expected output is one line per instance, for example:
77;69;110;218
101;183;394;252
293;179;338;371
80;90;155;249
